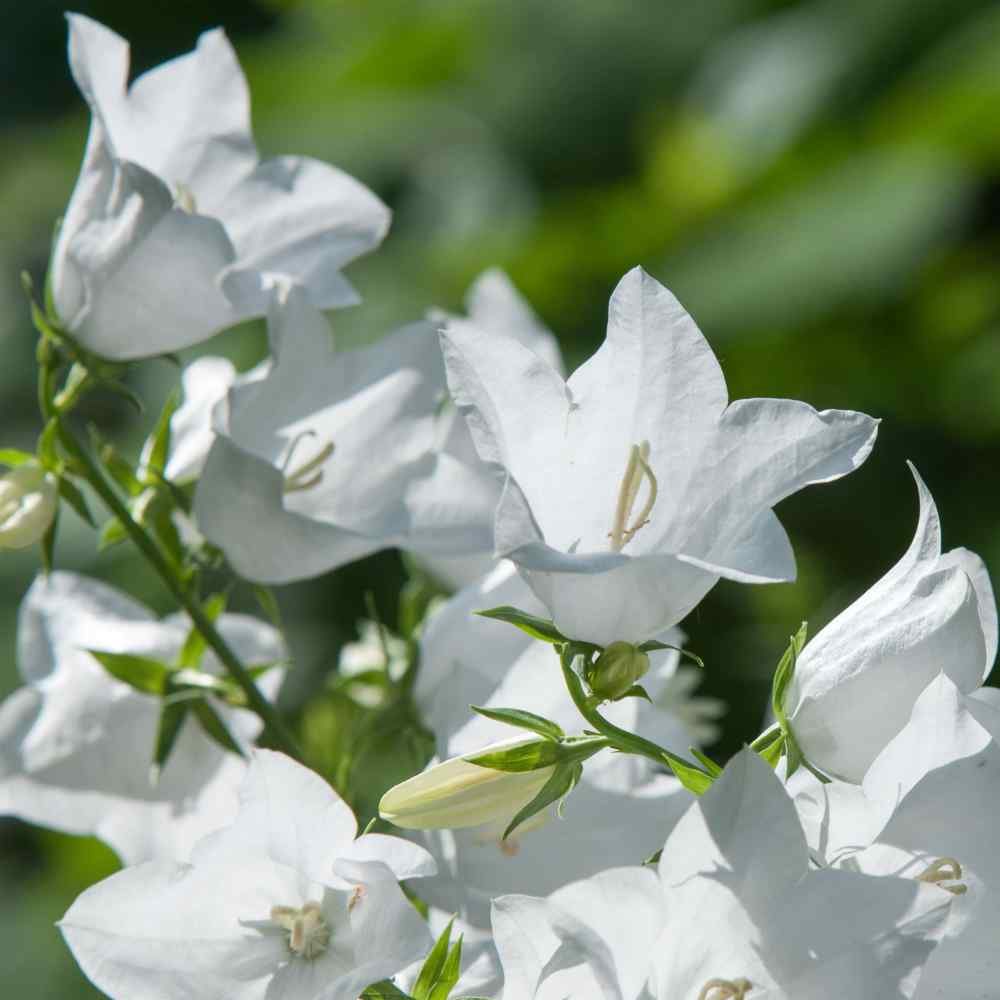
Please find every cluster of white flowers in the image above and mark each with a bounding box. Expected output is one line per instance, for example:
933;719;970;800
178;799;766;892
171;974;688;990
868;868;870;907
2;15;997;1000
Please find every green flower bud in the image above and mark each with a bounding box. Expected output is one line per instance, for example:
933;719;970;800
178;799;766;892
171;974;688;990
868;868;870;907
586;641;650;700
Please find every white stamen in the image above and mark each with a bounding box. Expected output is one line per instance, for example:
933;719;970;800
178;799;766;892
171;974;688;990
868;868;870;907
916;857;968;896
609;440;658;552
174;182;197;214
270;901;331;959
282;432;335;494
698;978;753;1000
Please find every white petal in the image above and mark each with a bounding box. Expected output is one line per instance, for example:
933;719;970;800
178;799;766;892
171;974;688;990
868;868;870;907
341;833;437;881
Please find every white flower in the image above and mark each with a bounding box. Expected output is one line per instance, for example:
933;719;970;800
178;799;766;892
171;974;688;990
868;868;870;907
784;464;997;782
0;571;284;863
60;750;435;1000
194;279;497;583
441;266;878;645
421;268;565;591
50;15;389;360
395;562;697;928
795;674;1000;1000
491;751;952;1000
0;462;57;549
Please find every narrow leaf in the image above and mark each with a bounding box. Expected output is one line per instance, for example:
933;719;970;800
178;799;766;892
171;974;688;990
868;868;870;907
360;984;412;1000
619;684;653;703
689;747;723;777
151;700;190;784
89;651;171;696
758;733;785;768
503;761;581;841
427;935;463;1000
412;918;454;1000
177;593;228;668
662;753;715;796
190;697;246;759
637;640;705;668
141;387;180;476
475;606;567;644
253;584;283;628
98;517;128;551
57;477;95;527
0;448;35;468
470;705;564;741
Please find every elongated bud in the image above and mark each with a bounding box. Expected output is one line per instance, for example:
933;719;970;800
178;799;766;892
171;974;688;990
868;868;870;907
0;463;58;549
586;641;650;700
379;738;556;831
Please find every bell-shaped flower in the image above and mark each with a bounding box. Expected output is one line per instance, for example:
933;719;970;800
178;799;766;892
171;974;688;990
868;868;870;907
441;266;878;645
0;571;284;863
421;268;565;590
50;15;389;360
194;280;498;583
395;562;699;928
0;462;58;549
60;749;436;1000
492;751;951;999
795;674;1000;1000
784;464;997;782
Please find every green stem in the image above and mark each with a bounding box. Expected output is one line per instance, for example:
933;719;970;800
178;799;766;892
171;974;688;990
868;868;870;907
56;416;301;758
558;646;708;777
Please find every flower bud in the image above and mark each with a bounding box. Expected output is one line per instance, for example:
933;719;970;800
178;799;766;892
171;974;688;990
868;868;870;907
586;641;650;700
379;738;555;831
0;463;58;549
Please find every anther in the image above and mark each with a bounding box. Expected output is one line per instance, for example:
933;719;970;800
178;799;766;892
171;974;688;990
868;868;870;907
282;433;335;494
173;182;197;214
698;979;753;1000
270;900;331;959
916;857;968;896
609;440;658;552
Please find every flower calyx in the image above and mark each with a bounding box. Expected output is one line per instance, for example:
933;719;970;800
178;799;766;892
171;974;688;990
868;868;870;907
270;901;331;960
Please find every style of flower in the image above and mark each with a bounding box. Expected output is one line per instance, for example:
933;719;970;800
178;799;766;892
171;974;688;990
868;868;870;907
441;266;879;645
491;751;952;1000
0;571;284;863
0;462;58;549
784;463;997;782
60;750;436;1000
50;15;389;360
193;279;498;583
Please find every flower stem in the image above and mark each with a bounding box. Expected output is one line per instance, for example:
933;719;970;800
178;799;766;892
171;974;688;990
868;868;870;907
56;416;301;758
558;645;708;778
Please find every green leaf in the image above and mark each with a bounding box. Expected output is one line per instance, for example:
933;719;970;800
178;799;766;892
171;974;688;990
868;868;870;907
98;517;128;551
177;593;228;669
428;935;463;1000
475;606;567;644
619;684;653;703
758;733;785;768
689;747;723;777
771;621;809;733
360;983;413;1000
465;739;564;773
470;705;564;741
57;477;95;527
141;387;180;477
637;640;705;669
503;761;582;841
253;584;283;629
0;448;35;468
643;847;663;866
151;700;190;784
190;697;246;759
412;918;454;1000
91;434;142;496
89;651;171;696
662;753;715;796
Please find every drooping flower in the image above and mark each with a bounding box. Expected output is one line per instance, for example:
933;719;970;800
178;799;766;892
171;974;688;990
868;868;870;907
490;751;952;1000
194;279;498;583
0;462;58;549
50;15;389;360
441;266;878;645
60;750;435;1000
0;571;284;863
784;464;997;782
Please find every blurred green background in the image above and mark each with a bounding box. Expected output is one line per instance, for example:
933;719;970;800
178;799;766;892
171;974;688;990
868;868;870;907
4;0;1000;993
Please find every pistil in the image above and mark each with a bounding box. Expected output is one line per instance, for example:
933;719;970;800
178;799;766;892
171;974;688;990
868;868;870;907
609;440;658;552
270;901;331;959
698;978;753;1000
282;432;335;494
916;857;968;896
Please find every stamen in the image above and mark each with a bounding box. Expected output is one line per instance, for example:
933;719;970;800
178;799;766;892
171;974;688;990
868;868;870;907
916;857;968;896
609;440;658;552
698;979;753;1000
174;182;197;214
270;900;331;959
282;433;335;494
348;885;366;911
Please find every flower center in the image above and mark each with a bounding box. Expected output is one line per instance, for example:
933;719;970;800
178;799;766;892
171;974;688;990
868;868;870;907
282;432;335;494
270;901;331;960
698;978;753;1000
609;441;658;552
173;182;197;214
916;856;968;896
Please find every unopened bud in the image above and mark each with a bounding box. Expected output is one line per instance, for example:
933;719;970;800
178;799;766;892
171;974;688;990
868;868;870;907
587;641;649;700
0;463;57;549
379;738;556;831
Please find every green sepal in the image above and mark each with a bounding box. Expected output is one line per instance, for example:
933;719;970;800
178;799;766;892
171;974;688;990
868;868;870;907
643;847;663;866
412;917;455;1000
689;747;723;777
503;760;582;841
89;651;171;696
58;477;95;527
360;984;412;999
663;753;715;796
470;705;564;742
466;739;564;773
637;640;705;669
758;733;785;768
770;621;808;777
475;606;567;644
190;697;246;759
141;387;181;477
0;448;35;468
619;684;653;703
98;517;128;551
151;699;190;785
